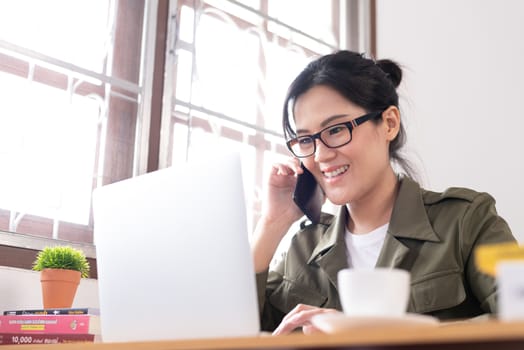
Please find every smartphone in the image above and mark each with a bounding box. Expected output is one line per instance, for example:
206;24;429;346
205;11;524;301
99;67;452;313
293;163;324;224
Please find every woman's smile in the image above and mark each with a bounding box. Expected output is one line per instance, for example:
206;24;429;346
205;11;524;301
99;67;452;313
321;164;349;180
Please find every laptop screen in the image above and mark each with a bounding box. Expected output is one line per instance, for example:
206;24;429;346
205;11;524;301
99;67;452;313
92;152;260;342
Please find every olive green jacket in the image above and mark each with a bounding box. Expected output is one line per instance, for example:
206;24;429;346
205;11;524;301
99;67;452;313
256;177;516;331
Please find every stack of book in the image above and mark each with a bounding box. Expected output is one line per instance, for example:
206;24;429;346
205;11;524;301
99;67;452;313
0;308;100;345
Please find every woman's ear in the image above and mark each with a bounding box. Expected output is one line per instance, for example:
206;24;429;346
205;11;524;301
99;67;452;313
381;106;401;141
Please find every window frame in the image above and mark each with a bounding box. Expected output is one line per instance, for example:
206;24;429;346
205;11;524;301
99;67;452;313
0;1;147;243
0;0;376;270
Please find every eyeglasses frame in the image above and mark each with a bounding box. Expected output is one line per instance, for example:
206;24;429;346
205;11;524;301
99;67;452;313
286;110;384;158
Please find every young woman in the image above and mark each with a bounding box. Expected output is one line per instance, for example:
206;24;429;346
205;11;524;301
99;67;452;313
251;50;516;335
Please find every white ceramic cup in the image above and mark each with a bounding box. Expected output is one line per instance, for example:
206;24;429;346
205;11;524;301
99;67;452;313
337;268;410;317
497;261;524;321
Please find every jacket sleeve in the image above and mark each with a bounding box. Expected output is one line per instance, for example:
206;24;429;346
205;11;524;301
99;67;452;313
461;192;517;313
255;258;287;332
255;214;338;331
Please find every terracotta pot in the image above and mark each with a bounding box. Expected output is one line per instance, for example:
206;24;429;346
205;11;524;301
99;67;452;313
40;268;81;308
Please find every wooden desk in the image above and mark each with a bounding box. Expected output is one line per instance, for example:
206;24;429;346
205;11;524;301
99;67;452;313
1;320;524;350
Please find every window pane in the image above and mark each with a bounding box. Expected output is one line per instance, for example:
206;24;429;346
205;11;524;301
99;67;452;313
179;5;195;43
264;45;312;132
0;2;144;243
175;49;194;103
193;12;260;123
0;0;111;73
267;0;337;49
0;73;100;225
204;0;262;26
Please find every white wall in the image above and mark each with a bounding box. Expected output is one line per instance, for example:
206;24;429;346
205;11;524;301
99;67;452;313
0;266;99;312
376;0;524;242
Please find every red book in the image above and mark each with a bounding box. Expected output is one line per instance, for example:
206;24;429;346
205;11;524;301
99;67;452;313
0;333;98;345
0;315;100;335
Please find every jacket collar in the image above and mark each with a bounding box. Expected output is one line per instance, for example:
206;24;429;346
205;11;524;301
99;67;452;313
307;208;349;288
307;207;348;265
306;176;440;283
375;176;440;268
388;176;440;243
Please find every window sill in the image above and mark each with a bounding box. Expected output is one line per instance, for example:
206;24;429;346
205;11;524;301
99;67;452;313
0;230;97;278
0;230;96;258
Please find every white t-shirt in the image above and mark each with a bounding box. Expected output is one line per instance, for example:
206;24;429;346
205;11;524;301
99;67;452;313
345;223;389;269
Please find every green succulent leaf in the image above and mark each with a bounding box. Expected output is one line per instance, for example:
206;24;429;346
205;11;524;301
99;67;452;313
32;246;90;278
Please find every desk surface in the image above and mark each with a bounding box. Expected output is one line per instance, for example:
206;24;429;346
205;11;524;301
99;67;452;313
2;320;524;350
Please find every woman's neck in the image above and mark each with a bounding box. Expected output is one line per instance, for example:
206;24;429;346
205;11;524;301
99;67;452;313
346;168;399;234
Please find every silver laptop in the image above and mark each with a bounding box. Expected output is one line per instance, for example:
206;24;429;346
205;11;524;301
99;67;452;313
92;152;260;342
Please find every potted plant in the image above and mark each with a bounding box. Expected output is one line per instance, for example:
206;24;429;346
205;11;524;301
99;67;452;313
32;245;90;308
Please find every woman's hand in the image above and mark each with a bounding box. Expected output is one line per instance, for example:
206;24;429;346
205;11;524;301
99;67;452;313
272;304;340;335
262;158;304;224
251;158;306;272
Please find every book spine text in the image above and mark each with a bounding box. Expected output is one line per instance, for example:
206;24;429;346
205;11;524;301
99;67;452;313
0;315;98;334
0;333;96;345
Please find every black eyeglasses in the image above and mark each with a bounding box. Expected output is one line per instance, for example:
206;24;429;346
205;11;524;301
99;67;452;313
286;110;383;158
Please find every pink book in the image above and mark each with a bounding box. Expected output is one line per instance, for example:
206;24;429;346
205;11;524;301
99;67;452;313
0;315;100;335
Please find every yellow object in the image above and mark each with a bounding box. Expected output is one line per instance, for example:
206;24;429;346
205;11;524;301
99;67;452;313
475;242;524;276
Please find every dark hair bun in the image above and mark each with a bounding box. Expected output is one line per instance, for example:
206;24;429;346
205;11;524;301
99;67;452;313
376;59;402;88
